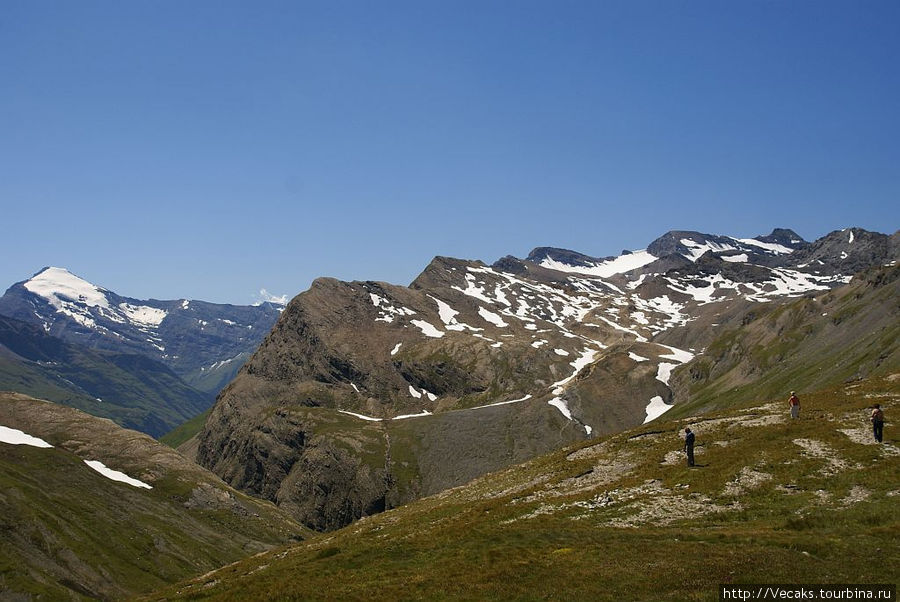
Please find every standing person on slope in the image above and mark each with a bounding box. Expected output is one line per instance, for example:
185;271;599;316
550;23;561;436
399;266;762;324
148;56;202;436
683;427;695;467
871;404;884;443
789;391;801;419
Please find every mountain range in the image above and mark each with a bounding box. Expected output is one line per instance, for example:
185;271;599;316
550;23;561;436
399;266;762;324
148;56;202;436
188;226;899;529
1;225;897;599
0;267;283;394
0;268;283;436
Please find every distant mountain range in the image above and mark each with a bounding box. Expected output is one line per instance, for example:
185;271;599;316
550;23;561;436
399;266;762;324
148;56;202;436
0;267;283;436
191;226;899;530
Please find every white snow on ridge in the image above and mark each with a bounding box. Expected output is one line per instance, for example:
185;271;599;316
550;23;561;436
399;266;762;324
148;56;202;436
452;273;495;304
737;238;794;255
595;315;648;342
430;295;459;325
760;268;835;298
656;362;677;386
547;397;572;420
411;319;445;338
393;410;433;420
680;239;738;261
849;230;855;244
409;385;422;399
391;342;402;356
0;425;53;448
547;397;591;435
539;250;657;278
653;344;694;386
202;354;243;372
478;306;509;327
84;460;152;489
657;344;695;364
628;352;649;362
339;410;382;422
471;394;533;410
118;303;167;326
643;396;673;423
551;348;598;394
664;274;742;305
722;253;748;263
429;295;480;332
370;293;417;323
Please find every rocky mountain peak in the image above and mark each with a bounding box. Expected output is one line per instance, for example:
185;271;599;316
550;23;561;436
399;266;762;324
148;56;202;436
756;228;806;248
409;256;486;290
525;247;611;268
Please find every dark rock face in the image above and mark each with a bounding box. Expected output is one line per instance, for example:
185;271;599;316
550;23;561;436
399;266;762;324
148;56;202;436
788;228;898;276
525;247;613;267
756;228;807;248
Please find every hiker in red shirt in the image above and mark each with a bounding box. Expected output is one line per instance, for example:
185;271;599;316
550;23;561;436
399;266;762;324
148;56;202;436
789;391;800;419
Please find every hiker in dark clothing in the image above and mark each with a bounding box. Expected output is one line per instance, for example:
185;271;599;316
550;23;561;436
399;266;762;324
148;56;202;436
683;427;695;466
871;404;885;443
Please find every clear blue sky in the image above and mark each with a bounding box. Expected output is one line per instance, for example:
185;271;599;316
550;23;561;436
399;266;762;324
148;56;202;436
2;1;898;304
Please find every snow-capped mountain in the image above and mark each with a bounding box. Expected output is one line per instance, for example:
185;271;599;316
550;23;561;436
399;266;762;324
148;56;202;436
194;226;899;530
0;267;284;394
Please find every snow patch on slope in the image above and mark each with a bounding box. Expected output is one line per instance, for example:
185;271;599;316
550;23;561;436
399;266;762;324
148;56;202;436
643;396;673;423
539;250;656;278
0;425;53;448
84;460;152;489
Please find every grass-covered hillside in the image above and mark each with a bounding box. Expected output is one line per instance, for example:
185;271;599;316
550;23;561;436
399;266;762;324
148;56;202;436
0;393;310;600
146;375;899;601
670;264;899;419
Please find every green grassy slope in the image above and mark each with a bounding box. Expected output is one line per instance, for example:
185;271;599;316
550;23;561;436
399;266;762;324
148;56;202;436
0;393;310;600
669;264;899;419
159;409;211;449
145;376;900;601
